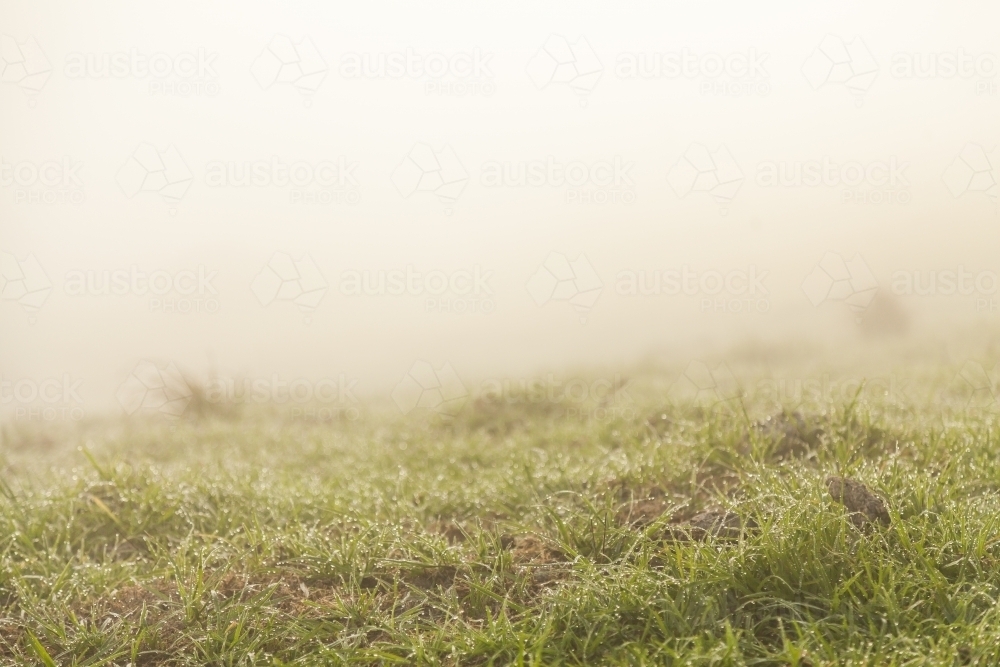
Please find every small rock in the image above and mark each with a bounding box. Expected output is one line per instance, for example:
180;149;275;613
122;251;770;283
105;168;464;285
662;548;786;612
826;476;890;527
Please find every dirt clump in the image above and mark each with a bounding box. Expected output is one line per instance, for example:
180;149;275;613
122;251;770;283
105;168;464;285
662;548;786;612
826;476;890;527
500;533;564;564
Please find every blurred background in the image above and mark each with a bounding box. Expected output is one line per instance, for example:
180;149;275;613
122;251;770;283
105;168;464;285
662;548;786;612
2;0;999;423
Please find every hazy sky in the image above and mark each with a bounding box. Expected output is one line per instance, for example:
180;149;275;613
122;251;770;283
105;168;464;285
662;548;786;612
2;0;1000;419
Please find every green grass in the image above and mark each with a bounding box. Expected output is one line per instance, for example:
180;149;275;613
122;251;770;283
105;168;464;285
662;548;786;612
2;370;1000;666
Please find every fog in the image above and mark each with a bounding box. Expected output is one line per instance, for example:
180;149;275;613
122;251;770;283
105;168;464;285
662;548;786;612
2;0;1000;419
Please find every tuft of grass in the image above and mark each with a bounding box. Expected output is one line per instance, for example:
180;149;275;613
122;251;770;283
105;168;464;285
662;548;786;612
2;377;1000;665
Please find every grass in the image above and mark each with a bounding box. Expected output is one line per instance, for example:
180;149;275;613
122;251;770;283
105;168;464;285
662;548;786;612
1;367;1000;665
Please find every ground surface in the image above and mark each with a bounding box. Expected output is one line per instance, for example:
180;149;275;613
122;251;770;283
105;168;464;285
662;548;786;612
2;376;1000;666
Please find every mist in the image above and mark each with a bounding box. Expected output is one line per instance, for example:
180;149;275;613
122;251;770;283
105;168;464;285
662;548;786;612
3;0;1000;419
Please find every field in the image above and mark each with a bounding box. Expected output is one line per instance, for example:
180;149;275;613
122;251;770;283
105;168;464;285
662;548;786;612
2;363;1000;666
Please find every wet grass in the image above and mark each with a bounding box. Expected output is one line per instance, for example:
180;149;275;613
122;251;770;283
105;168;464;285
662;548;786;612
1;383;1000;665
